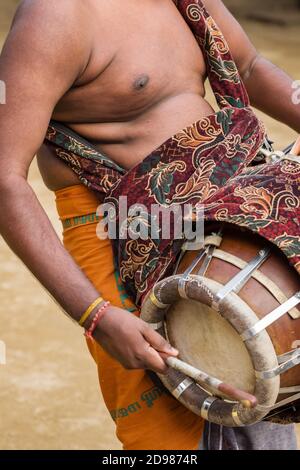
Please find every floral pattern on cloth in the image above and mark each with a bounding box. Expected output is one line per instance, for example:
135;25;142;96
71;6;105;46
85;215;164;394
44;0;299;306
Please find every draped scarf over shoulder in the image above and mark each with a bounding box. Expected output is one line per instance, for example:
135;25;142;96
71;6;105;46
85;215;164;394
44;0;299;305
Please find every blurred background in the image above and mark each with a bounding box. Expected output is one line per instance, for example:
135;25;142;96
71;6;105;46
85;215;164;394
0;0;299;450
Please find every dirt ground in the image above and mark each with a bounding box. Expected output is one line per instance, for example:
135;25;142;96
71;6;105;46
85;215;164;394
0;1;299;450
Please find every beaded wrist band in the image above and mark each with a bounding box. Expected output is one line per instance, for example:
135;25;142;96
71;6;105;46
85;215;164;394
85;301;111;339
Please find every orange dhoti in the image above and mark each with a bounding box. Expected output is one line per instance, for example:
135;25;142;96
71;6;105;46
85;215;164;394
55;184;203;450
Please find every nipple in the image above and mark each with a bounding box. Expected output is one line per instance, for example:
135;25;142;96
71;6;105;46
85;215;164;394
133;74;150;91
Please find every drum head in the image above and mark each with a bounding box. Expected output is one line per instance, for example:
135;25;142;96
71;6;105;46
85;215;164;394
166;299;256;395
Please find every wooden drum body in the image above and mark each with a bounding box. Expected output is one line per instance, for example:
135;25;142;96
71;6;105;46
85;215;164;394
141;225;300;427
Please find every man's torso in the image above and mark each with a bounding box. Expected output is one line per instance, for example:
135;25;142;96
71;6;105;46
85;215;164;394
37;0;214;190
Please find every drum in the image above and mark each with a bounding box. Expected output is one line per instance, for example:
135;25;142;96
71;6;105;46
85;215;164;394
141;224;300;426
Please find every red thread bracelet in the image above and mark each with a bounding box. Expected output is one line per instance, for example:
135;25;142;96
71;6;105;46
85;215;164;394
85;301;110;339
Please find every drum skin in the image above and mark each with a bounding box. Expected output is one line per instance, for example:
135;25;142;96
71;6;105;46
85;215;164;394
176;224;300;390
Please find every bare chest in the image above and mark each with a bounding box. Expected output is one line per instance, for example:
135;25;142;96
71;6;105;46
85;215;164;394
53;0;206;123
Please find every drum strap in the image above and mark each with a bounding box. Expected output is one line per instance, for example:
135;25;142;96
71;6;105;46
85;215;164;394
178;233;223;277
211;249;300;319
242;295;300;342
279;386;300;394
257;392;300;414
255;348;300;379
214;248;270;308
203;234;223;248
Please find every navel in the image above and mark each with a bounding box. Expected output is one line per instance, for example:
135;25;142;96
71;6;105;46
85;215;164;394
133;74;150;91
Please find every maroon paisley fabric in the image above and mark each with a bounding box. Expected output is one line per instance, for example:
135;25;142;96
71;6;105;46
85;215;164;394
44;0;299;306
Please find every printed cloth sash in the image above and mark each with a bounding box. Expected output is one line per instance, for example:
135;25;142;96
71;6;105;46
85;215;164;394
44;0;299;306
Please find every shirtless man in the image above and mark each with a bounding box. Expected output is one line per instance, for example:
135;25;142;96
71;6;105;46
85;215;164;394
0;0;299;450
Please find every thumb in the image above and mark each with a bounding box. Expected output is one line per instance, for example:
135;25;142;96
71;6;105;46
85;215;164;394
143;326;179;356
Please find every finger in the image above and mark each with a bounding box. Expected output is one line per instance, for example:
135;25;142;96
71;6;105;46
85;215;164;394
142;326;178;355
159;351;178;361
143;345;169;374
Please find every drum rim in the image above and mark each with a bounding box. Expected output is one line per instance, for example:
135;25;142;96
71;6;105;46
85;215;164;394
141;274;280;427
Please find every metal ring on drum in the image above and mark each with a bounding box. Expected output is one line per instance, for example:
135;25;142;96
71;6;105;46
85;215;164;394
142;275;280;427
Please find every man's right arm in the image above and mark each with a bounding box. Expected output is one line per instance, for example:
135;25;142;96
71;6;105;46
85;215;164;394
0;0;99;320
0;0;176;372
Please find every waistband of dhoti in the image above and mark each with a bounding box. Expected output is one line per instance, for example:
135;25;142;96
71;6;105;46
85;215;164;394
55;184;102;231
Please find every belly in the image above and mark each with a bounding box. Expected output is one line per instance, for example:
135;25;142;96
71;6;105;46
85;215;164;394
38;92;215;191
